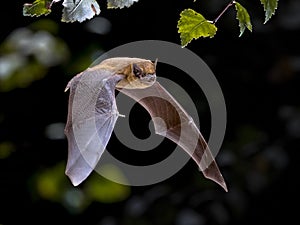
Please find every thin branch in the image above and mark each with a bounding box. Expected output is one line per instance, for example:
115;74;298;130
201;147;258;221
212;1;235;24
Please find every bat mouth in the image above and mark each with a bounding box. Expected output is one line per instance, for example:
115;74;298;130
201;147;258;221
140;73;156;85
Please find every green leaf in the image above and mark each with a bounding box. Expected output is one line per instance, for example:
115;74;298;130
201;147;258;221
177;9;217;47
260;0;279;24
234;2;252;37
62;0;101;23
107;0;139;9
23;0;52;17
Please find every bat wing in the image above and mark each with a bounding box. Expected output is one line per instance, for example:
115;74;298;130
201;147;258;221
119;82;227;191
64;69;124;186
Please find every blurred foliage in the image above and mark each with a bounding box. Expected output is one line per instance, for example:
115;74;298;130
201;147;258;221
84;172;130;203
0;141;15;159
30;161;130;213
0;19;69;91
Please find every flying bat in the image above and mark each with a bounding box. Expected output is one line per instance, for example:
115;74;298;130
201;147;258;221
64;57;227;191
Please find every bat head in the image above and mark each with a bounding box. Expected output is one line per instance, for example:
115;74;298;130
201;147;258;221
116;59;156;89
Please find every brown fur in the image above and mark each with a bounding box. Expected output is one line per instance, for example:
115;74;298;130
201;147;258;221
91;57;156;89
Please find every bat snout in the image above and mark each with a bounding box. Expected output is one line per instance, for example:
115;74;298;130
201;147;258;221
140;73;156;86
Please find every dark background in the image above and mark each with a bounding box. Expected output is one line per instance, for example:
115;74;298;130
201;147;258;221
1;0;299;224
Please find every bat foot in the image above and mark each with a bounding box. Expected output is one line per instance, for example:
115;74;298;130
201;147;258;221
118;112;126;118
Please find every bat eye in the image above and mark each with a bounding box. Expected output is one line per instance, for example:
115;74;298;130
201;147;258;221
133;63;143;78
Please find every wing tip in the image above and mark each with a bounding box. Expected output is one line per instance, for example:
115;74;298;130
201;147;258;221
202;164;228;192
65;169;84;187
203;170;228;192
215;178;228;192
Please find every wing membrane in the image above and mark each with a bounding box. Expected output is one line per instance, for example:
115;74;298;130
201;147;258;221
119;82;227;191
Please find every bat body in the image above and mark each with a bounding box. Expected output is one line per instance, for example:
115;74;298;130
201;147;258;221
64;57;227;191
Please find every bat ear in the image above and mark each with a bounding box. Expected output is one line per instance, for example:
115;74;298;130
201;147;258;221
153;58;158;69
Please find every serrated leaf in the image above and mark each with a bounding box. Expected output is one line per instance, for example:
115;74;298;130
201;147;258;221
23;0;52;17
177;9;217;47
62;0;100;23
234;2;252;37
260;0;279;24
107;0;139;9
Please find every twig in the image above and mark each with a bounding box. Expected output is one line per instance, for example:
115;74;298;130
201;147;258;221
212;1;236;24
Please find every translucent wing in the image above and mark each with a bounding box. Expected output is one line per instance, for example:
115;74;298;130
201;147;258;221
64;68;124;186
